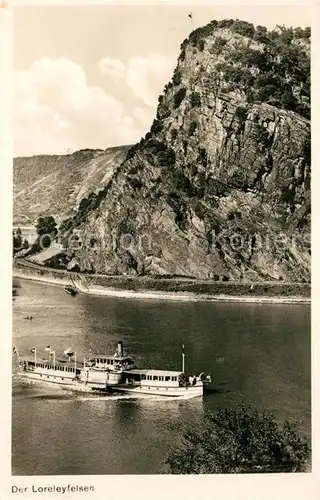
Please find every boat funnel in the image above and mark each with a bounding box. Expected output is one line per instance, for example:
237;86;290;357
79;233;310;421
117;341;124;357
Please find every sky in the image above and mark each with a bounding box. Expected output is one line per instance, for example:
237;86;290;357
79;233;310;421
13;2;313;157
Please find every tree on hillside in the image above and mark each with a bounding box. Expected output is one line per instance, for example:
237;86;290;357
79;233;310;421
36;216;58;249
166;405;310;474
36;216;58;237
13;228;22;254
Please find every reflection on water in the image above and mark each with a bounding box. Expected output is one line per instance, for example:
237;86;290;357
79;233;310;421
12;278;311;475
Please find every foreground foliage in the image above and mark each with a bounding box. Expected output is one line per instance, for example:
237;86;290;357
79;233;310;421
166;405;310;473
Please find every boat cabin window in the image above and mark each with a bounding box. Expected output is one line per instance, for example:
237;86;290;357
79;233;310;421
165;376;170;381
141;374;146;380
153;376;158;381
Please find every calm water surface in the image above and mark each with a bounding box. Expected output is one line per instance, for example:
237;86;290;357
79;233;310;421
12;278;311;475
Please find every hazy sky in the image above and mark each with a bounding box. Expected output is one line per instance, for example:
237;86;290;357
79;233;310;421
14;2;312;157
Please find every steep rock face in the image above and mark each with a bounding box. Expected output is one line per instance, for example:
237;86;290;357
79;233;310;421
63;20;310;281
13;146;129;225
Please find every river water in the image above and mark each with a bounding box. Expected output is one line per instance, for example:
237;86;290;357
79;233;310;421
12;278;311;475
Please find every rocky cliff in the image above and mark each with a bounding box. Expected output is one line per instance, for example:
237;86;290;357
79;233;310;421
13;146;129;225
44;21;313;281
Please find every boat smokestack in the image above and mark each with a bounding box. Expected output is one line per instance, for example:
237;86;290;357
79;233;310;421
117;341;123;357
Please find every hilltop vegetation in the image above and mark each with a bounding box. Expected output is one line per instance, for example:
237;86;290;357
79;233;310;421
179;20;310;118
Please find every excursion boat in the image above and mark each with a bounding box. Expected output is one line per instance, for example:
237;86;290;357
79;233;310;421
13;346;84;389
107;369;208;398
12;342;211;398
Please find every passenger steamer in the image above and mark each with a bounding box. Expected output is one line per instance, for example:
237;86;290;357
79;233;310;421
13;342;211;399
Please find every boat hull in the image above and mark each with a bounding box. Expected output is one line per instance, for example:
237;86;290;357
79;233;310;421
111;384;203;399
16;371;110;392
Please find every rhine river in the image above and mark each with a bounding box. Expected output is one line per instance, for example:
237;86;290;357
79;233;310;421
12;278;311;475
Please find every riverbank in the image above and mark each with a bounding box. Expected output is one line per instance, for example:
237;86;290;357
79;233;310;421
13;264;311;304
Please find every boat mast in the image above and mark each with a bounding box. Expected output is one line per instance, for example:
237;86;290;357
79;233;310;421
182;344;185;373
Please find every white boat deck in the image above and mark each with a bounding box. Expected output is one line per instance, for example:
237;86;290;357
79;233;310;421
124;368;182;376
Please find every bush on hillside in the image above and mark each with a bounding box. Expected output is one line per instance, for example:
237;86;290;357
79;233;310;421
166;405;310;473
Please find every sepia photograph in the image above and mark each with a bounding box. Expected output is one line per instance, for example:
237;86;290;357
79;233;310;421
2;0;317;496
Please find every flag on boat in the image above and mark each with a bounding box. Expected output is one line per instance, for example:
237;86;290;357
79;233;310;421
188;13;192;18
63;347;74;355
44;346;52;352
12;346;17;354
30;348;36;353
